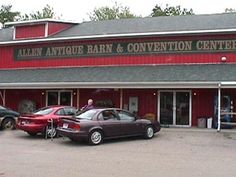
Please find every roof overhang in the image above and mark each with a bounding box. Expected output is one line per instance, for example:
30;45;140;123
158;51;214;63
4;18;78;27
1;64;236;89
0;81;232;89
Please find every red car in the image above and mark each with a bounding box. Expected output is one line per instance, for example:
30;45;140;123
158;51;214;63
57;108;161;145
17;106;77;138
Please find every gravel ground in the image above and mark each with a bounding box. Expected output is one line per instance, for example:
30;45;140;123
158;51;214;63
0;128;236;177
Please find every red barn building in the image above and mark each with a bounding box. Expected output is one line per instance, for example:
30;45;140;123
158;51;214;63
1;14;236;128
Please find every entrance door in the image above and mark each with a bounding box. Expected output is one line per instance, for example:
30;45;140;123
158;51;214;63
159;91;191;127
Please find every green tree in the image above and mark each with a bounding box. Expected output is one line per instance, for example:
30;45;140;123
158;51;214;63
225;8;236;13
151;4;194;17
88;2;139;21
0;5;20;26
21;4;58;20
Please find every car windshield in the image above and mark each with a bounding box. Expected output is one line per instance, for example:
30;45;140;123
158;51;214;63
76;109;97;120
34;107;54;115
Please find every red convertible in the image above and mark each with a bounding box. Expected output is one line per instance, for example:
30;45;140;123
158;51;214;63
57;108;161;145
17;106;77;138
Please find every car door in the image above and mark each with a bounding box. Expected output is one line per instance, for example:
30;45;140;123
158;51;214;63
97;110;121;137
54;108;73;124
116;110;143;135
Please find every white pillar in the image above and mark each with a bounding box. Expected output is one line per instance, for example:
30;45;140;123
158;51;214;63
77;89;80;109
217;84;221;132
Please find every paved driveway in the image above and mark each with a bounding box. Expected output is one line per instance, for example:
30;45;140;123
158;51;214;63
0;128;236;177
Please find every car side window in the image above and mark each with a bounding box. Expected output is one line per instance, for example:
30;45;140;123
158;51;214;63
55;109;66;115
99;110;118;121
64;107;76;116
117;110;135;121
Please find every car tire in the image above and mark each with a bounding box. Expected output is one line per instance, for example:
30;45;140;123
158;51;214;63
27;132;37;136
2;118;15;130
144;126;154;139
88;130;103;145
45;126;57;138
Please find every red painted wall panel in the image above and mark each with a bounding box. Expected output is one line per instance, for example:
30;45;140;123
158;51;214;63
15;24;45;39
79;89;120;109
5;89;44;112
123;89;157;119
48;23;73;36
192;89;216;126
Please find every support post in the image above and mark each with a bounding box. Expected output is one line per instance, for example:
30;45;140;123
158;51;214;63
120;89;123;109
76;89;80;109
217;83;221;132
0;90;6;106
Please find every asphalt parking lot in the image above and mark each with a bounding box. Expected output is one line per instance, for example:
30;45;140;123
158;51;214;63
1;128;236;177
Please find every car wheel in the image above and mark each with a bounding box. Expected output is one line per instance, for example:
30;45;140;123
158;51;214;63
88;130;103;145
2;118;15;130
27;132;37;136
144;126;154;139
45;126;57;138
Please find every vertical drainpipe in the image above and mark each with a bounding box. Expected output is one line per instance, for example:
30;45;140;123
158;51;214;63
120;89;123;109
217;83;221;132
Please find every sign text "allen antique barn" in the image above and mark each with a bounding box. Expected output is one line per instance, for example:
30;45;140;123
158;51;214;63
15;39;236;60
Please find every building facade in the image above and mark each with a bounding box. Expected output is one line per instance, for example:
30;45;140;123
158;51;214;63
1;14;236;127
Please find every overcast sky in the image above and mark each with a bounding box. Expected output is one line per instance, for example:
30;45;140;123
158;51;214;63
1;0;236;22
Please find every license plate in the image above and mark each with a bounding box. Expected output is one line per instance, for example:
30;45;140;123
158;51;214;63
63;123;68;128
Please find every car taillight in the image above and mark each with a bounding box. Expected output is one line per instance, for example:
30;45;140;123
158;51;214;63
70;123;80;130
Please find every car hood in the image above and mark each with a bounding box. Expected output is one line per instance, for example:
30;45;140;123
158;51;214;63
6;110;20;117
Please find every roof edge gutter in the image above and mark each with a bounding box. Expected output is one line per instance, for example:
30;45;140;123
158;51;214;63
1;28;236;45
0;81;222;89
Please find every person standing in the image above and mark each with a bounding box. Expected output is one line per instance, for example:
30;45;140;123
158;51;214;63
81;99;94;111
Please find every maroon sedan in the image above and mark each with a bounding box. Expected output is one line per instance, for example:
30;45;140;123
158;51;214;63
57;108;161;145
17;106;77;138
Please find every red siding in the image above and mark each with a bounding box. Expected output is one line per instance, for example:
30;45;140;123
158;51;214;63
15;24;45;39
79;89;120;109
5;89;44;112
48;23;73;36
123;89;157;119
192;89;216;126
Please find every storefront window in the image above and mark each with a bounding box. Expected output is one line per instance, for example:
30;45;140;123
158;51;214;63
60;92;72;106
47;92;58;105
47;91;72;106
